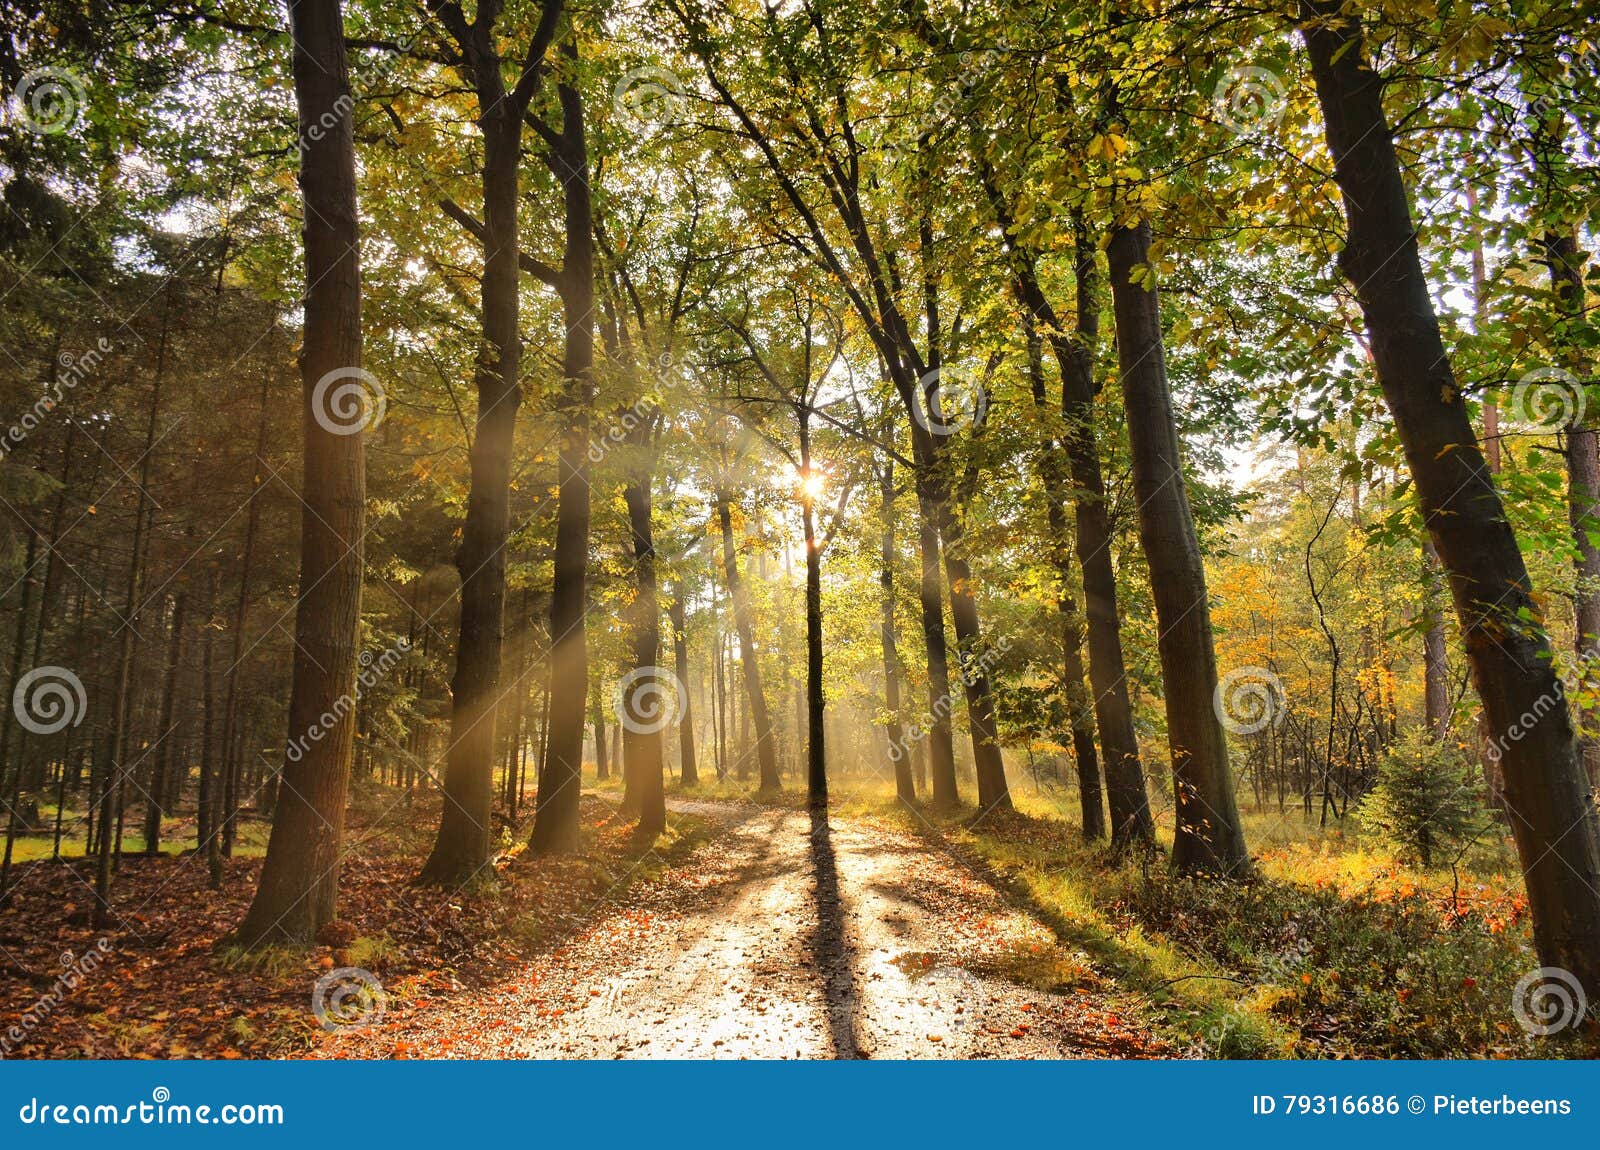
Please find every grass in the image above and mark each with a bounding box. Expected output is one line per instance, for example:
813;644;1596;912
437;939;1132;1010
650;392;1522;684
6;799;274;863
666;769;1594;1058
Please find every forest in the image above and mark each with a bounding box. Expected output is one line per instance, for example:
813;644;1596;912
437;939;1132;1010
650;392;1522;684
0;0;1597;1060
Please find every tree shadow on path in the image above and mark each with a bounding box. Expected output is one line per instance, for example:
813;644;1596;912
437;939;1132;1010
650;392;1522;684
809;804;865;1058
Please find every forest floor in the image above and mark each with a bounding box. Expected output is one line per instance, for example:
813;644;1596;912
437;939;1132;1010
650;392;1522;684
0;786;1165;1059
4;779;1589;1059
319;799;1165;1059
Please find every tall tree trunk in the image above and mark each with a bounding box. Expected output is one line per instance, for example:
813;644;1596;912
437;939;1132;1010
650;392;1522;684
800;417;826;806
1023;322;1106;839
934;502;1011;813
1545;224;1600;787
236;0;365;944
1422;540;1450;738
1300;0;1600;993
913;488;959;807
878;461;915;804
18;415;74;796
143;589;187;853
620;471;666;834
530;55;596;855
980;166;1152;843
199;576;223;889
669;589;698;785
714;491;780;791
218;376;270;857
422;31;527;881
1106;221;1249;875
0;526;39;901
94;289;171;924
590;674;609;780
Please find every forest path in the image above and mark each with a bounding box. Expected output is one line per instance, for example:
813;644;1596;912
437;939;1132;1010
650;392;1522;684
324;799;1160;1059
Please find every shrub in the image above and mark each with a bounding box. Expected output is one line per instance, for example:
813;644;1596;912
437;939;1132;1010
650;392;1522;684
1357;729;1486;866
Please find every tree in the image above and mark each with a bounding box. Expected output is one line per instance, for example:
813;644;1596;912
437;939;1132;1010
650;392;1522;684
1106;220;1250;875
529;30;598;855
236;0;366;946
420;0;565;883
1298;0;1600;996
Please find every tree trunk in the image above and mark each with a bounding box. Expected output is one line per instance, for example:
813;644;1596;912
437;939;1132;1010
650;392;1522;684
590;674;609;780
714;492;780;791
621;470;666;834
934;500;1012;813
422;35;527;882
800;417;826;806
913;488;960;807
1422;540;1450;738
236;0;365;944
1106;221;1248;875
143;589;187;854
669;589;698;786
981;171;1152;844
199;575;223;889
529;58;596;855
1300;0;1600;992
1025;313;1106;838
94;287;171;923
1546;225;1600;787
0;526;39;901
878;461;915;804
218;375;270;858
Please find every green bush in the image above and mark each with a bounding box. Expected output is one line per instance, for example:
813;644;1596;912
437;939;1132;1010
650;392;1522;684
1357;729;1486;866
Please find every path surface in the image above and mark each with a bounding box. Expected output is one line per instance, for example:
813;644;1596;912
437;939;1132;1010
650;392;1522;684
325;801;1160;1059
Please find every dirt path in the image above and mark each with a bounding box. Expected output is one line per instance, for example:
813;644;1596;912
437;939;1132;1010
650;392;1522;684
323;800;1163;1059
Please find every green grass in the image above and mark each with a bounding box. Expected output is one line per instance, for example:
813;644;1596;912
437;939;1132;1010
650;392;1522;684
667;771;1587;1057
6;811;272;862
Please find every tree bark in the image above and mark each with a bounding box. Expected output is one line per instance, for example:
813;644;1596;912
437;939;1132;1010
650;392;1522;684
913;488;960;807
621;468;666;834
218;375;270;857
422;24;528;882
590;673;609;780
1422;540;1450;738
714;491;780;791
1024;318;1106;838
878;461;915;804
1106;221;1248;875
800;416;826;806
1300;0;1600;991
1546;225;1600;787
669;589;698;786
236;0;365;944
980;168;1152;844
143;589;187;854
529;51;596;855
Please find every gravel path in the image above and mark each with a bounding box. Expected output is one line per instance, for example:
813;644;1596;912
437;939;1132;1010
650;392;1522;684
323;800;1162;1059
